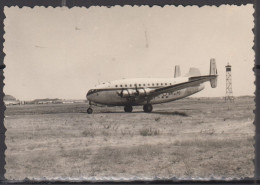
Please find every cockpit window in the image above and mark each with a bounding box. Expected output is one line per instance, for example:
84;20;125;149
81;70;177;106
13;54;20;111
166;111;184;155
87;89;97;96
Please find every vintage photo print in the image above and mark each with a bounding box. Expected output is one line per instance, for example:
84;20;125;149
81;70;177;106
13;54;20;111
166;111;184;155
3;5;255;181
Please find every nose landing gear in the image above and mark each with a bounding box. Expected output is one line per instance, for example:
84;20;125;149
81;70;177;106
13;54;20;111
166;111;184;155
124;105;133;112
87;107;93;114
143;104;153;113
87;101;93;114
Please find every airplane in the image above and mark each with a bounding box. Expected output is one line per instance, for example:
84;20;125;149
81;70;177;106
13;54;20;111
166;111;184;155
86;59;218;114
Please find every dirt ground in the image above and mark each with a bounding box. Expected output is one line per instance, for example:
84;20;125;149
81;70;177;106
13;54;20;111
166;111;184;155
4;97;255;180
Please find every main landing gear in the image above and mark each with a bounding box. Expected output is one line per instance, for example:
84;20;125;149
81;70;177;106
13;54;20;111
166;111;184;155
143;104;153;113
124;105;133;112
124;104;153;113
87;104;153;114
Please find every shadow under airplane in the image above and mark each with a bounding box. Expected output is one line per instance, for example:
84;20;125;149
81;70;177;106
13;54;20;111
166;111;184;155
82;110;189;117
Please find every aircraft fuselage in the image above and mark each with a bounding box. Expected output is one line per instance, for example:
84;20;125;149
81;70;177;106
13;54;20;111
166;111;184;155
87;77;205;106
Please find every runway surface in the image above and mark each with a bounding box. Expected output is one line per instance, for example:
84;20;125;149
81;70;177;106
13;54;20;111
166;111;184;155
4;97;254;180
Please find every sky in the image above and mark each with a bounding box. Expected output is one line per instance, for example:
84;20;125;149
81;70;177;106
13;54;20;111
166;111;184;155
4;5;254;100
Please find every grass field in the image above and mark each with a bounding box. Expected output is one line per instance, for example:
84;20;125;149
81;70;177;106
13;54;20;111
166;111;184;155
4;97;254;180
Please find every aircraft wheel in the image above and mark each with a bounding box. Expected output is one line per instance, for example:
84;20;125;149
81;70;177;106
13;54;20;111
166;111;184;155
124;105;133;112
143;104;153;113
87;107;93;114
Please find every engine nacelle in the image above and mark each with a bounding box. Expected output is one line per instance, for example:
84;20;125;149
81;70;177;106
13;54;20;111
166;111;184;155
120;89;137;98
118;88;154;98
137;88;153;96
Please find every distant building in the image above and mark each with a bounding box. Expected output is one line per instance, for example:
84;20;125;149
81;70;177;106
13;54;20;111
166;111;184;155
62;99;87;104
24;98;87;105
31;98;63;104
72;100;87;103
4;95;20;105
62;100;74;104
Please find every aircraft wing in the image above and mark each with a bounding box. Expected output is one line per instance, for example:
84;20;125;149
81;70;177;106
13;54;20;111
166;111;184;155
147;75;217;98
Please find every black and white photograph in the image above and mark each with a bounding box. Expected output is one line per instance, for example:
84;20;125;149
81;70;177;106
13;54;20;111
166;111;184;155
3;5;255;180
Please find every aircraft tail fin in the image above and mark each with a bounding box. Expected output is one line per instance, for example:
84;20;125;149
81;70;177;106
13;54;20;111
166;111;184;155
174;65;181;78
209;58;217;88
185;67;201;77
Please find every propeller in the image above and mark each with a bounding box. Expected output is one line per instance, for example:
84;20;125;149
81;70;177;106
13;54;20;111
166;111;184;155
135;85;139;96
116;90;123;97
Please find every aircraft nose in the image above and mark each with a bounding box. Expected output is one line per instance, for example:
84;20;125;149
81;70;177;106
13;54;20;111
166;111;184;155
86;89;95;101
86;90;91;100
87;89;92;97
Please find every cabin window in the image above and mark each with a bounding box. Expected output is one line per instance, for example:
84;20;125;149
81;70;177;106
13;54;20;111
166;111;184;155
115;85;118;87
148;83;150;86
120;85;123;87
130;84;132;87
139;84;141;87
170;83;172;85
161;83;163;85
125;85;127;87
152;83;154;86
157;83;159;86
165;83;167;85
143;84;145;86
